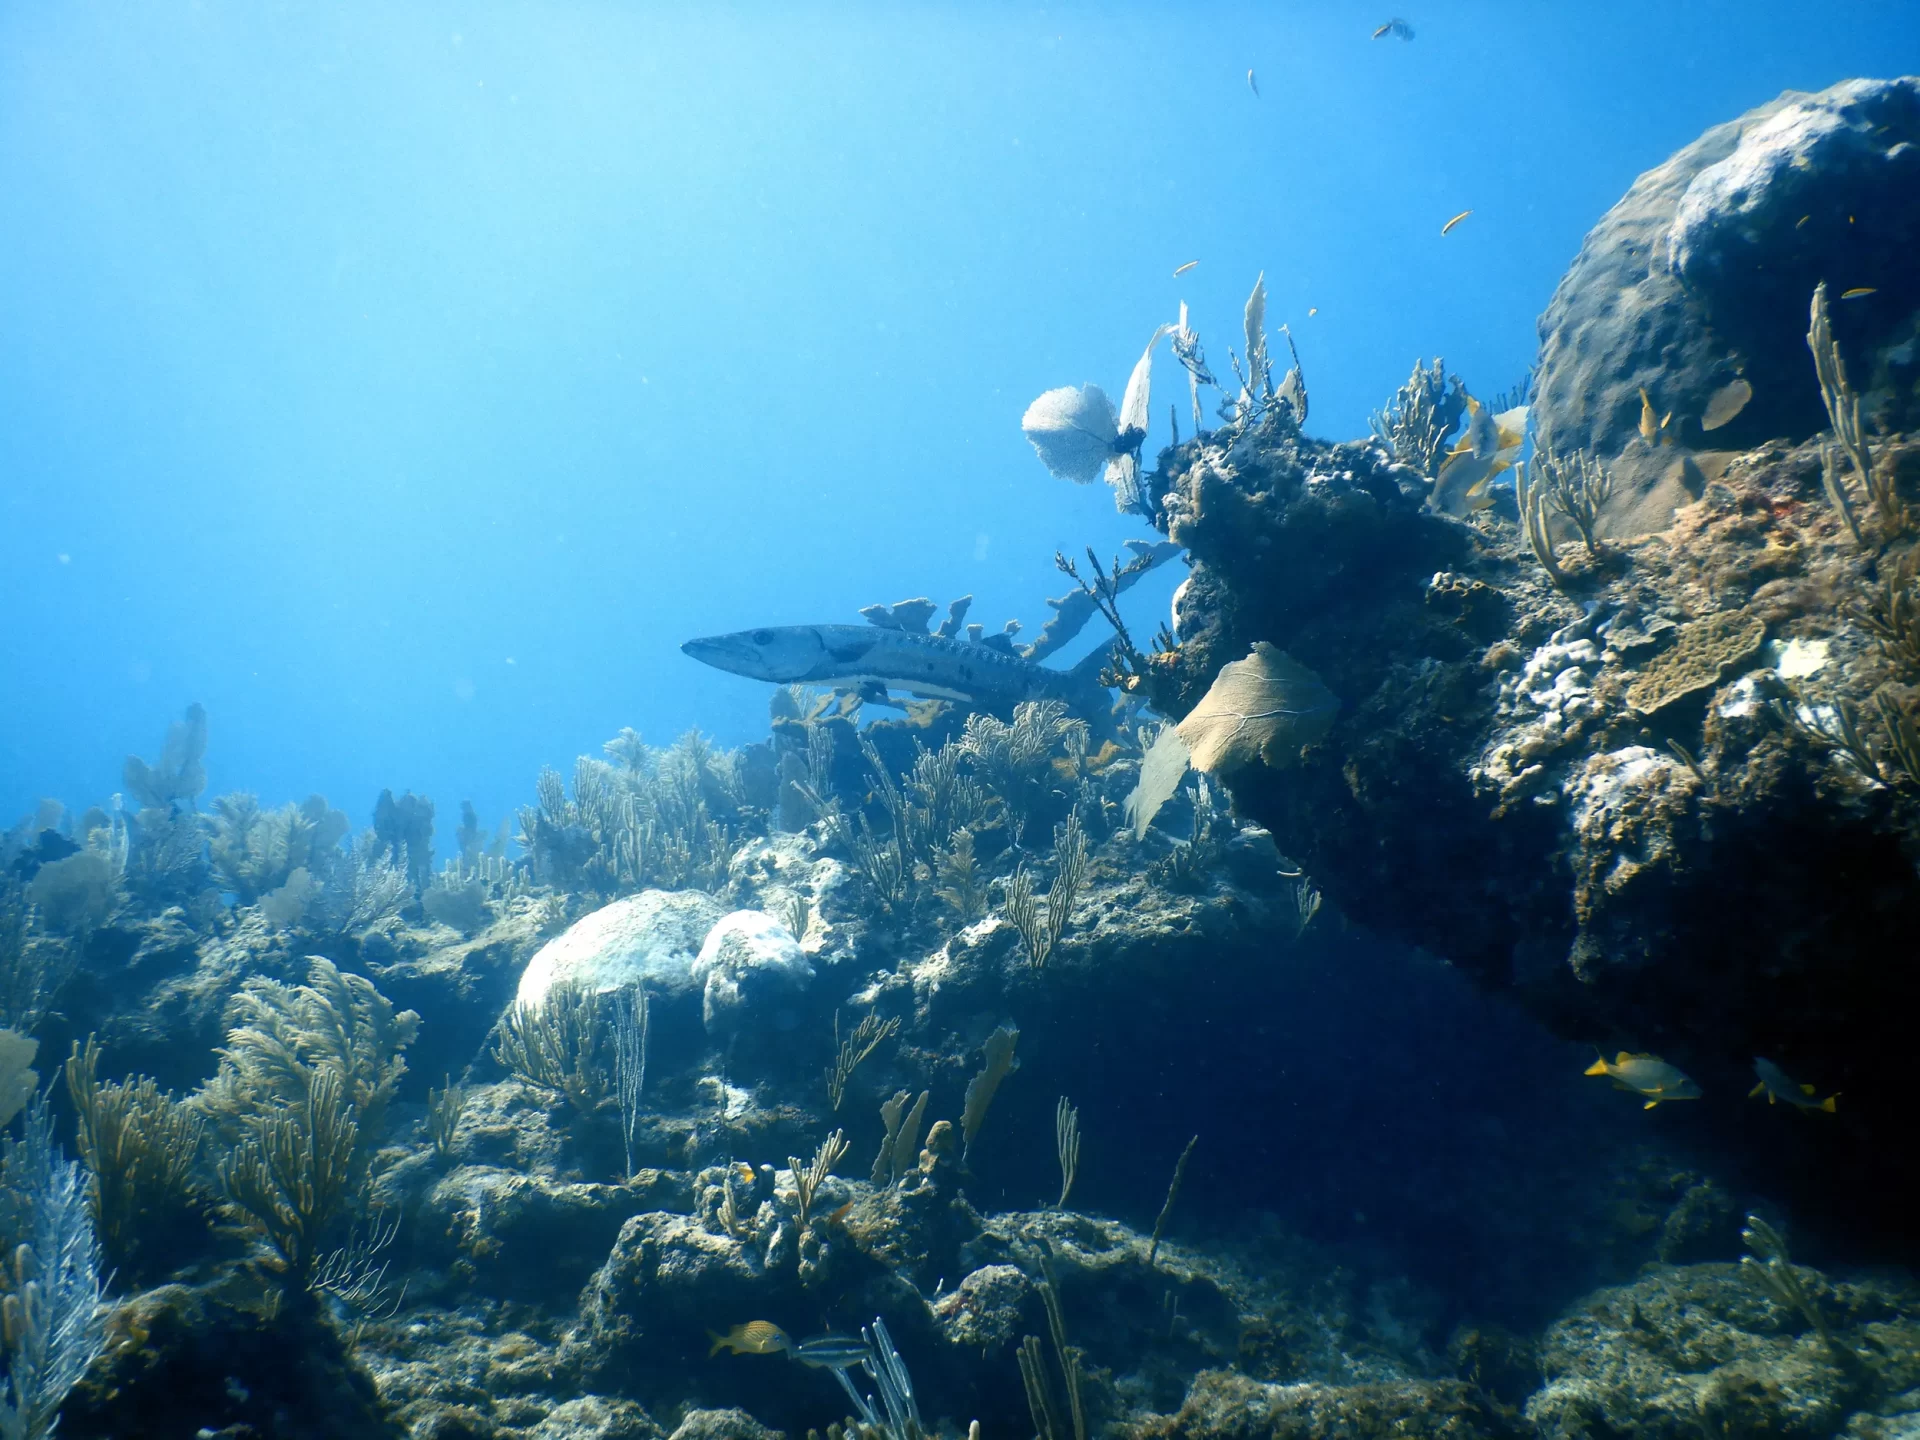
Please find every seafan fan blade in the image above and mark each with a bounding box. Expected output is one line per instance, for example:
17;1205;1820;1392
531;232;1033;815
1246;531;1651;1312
1117;323;1175;439
1242;273;1268;395
1022;384;1120;484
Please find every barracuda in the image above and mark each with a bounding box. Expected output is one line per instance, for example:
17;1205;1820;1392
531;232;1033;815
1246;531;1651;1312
680;624;1111;715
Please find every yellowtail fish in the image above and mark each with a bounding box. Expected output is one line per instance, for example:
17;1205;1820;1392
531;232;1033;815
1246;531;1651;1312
1701;378;1752;432
1441;210;1472;236
1796;214;1811;228
1247;69;1260;98
1750;1057;1837;1112
1585;1051;1702;1108
792;1335;872;1371
1372;18;1413;39
1841;287;1877;299
709;1322;793;1358
1173;260;1199;277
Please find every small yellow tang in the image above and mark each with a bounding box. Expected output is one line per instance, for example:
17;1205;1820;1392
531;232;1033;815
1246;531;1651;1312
709;1322;793;1358
1173;260;1199;277
1441;210;1472;236
1750;1057;1837;1113
1841;287;1877;299
1585;1051;1702;1109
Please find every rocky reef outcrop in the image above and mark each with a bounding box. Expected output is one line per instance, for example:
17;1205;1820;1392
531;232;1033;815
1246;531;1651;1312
1533;76;1920;535
1132;82;1920;1248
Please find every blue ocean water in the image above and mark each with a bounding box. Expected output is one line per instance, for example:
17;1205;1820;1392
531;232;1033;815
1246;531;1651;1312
5;1;1914;827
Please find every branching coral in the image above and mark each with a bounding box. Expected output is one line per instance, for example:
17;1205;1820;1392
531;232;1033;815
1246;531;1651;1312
826;1010;899;1112
1530;448;1614;557
493;985;615;1113
198;957;419;1185
1368;357;1467;477
0;1093;107;1440
960;701;1085;848
1809;281;1903;542
216;1063;360;1284
122;703;208;812
0;884;73;1036
64;1037;207;1276
519;736;739;897
1005;811;1090;969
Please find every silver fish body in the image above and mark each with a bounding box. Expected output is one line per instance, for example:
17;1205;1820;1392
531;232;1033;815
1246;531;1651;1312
682;624;1105;713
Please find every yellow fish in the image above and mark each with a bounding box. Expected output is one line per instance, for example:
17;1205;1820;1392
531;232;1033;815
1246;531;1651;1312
1173;260;1199;277
1636;386;1673;447
1585;1051;1702;1109
1750;1057;1837;1113
709;1322;793;1358
1372;18;1413;39
1431;398;1526;515
1841;287;1877;299
1307;306;1319;317
1441;210;1472;236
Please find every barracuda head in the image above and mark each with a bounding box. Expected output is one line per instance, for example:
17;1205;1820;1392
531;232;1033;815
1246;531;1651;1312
682;626;840;683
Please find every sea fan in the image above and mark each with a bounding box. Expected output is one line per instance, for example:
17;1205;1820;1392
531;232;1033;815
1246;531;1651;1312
1022;384;1120;485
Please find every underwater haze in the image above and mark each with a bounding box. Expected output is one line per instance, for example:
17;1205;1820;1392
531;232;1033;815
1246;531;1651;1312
2;1;1911;822
8;7;1920;1440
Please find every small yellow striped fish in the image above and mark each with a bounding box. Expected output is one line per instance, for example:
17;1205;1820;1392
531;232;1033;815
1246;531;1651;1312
1441;210;1472;236
709;1322;793;1358
1841;287;1877;299
1173;260;1199;277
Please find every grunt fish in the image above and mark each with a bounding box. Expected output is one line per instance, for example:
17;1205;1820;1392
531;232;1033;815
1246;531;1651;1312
1247;69;1260;97
791;1334;873;1371
1585;1051;1702;1109
1750;1057;1837;1113
1372;18;1414;39
1441;210;1471;236
683;624;1112;718
1307;306;1318;317
1841;287;1877;299
710;1321;794;1357
1173;260;1199;277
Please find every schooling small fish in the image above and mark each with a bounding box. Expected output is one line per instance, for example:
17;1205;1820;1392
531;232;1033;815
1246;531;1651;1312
1372;18;1414;40
1173;260;1199;277
791;1334;872;1371
709;1322;793;1358
1247;69;1260;97
1750;1057;1837;1113
1585;1051;1702;1109
1441;210;1472;236
1841;287;1877;300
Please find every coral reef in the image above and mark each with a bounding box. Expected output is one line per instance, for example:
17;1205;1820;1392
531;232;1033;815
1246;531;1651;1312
1532;77;1920;534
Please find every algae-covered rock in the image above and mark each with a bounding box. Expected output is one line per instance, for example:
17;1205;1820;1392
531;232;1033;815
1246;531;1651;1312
690;910;812;1036
516;891;727;1008
1130;1369;1525;1440
1526;1263;1920;1440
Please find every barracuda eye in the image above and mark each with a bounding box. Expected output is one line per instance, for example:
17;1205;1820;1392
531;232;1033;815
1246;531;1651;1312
752;630;774;645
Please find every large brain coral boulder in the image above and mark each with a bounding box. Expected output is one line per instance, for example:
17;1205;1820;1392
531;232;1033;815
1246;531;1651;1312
1534;76;1920;535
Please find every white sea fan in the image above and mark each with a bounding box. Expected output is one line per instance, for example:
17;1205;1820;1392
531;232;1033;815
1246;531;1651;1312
1022;384;1119;484
1106;323;1175;512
